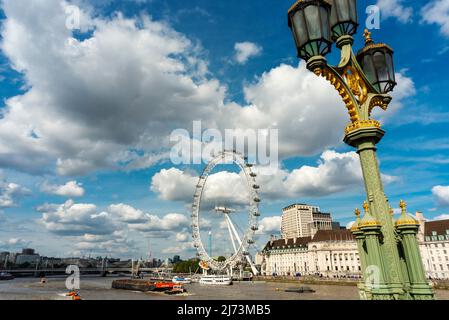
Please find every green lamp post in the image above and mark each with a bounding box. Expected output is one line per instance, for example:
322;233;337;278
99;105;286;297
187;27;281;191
287;0;434;300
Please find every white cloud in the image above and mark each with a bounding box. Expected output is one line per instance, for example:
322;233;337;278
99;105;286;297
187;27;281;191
0;237;30;250
0;0;224;175
38;199;117;236
40;180;85;197
0;1;416;176
162;241;194;254
421;0;449;37
36;199;191;255
432;185;449;207
175;232;190;242
129;213;189;233
0;176;30;208
151;150;398;202
234;42;262;64
376;0;413;23
256;216;281;235
108;203;147;223
434;214;449;220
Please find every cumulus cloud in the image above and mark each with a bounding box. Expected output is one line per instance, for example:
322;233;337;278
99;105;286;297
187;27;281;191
108;203;147;223
175;232;190;242
38;199;117;236
376;0;413;23
432;185;449;207
162;241;194;255
151;150;398;202
129;213;189;233
256;216;282;235
151;167;249;205
234;42;262;64
36;199;192;255
421;0;449;37
0;1;416;176
0;176;30;208
40;180;85;197
0;237;30;250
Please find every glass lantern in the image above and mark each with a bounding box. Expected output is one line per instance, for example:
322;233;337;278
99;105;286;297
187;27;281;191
357;42;396;93
330;0;358;39
288;0;333;61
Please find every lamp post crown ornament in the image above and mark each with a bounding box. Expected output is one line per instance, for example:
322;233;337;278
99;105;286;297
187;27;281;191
355;208;361;217
363;201;369;213
363;28;373;45
399;199;407;214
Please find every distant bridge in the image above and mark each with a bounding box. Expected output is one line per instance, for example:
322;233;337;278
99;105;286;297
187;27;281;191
1;267;173;276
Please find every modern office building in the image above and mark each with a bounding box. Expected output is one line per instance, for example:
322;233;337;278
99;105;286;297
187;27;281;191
281;204;333;239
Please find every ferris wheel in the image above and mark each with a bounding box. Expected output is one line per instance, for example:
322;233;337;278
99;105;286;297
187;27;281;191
191;150;260;275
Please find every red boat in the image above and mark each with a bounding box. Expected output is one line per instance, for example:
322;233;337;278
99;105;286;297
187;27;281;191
154;282;175;291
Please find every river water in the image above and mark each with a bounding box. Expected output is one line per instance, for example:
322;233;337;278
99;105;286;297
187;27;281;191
1;276;448;300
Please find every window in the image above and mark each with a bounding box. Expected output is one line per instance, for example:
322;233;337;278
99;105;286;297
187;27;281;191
426;236;430;241
433;231;437;236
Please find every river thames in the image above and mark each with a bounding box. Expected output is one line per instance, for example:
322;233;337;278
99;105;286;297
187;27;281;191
1;276;449;300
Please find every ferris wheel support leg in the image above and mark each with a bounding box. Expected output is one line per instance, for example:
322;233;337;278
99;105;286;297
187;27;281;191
225;215;238;254
225;214;259;276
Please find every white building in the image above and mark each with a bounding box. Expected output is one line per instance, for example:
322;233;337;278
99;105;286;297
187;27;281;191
261;212;449;280
417;212;449;280
281;204;333;239
261;229;360;278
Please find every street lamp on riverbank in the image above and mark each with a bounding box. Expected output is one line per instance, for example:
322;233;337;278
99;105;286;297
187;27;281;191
287;0;433;300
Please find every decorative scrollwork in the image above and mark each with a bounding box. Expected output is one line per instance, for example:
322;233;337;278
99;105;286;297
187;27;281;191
368;95;389;116
345;120;381;134
342;66;368;105
314;67;360;123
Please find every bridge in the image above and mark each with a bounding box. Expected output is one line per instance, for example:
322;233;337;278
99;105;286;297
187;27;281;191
1;267;173;276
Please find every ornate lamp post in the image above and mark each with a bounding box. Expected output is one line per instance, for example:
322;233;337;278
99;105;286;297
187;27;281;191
287;0;434;300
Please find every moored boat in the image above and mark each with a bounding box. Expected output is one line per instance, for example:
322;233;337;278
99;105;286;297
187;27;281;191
172;276;192;284
199;275;232;286
0;272;14;281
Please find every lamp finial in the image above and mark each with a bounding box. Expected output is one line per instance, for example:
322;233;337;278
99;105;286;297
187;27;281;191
363;201;369;213
363;28;373;45
399;199;407;214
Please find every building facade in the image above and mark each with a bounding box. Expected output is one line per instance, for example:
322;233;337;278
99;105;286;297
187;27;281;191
417;212;449;280
261;229;360;278
281;204;333;239
261;211;449;280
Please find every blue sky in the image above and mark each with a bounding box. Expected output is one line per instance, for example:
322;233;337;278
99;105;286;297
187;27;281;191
1;0;449;260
